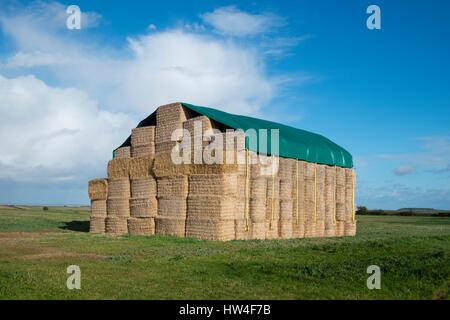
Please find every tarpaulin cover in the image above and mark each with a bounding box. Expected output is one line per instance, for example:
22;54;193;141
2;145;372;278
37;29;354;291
116;102;353;168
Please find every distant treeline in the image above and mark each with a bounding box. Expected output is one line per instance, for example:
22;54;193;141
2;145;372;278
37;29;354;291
356;206;450;217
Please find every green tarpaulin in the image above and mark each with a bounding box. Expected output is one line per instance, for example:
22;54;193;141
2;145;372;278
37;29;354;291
116;103;353;168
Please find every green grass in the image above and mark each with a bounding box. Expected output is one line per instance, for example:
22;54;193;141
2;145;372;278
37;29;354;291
0;207;449;299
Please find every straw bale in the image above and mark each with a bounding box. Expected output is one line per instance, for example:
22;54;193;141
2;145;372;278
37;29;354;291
88;179;108;200
129;156;154;179
324;227;336;237
107;178;130;199
250;198;266;222
127;217;155;235
278;157;295;180
336;167;346;186
158;198;187;218
188;173;238;196
130;197;157;218
157;176;188;198
131;144;155;158
183;116;213;135
155;141;179;154
344;220;356;236
156;102;194;125
336;202;346;221
304;219;317;238
89;217;105;234
251;221;266;240
316;165;326;222
107;198;130;217
336;221;345;236
315;219;325;237
265;195;279;221
115;147;131;159
187;195;236;220
131;177;156;198
131;126;155;147
107;158;131;179
154;216;186;237
324;166;336;230
280;179;292;200
186;218;235;241
105;216;128;235
280;200;293;220
292;218;305;238
234;219;252;240
155;121;183;144
90;200;107;217
265;218;279;239
250;177;267;199
304;162;316;180
279;218;293;239
153;152;239;177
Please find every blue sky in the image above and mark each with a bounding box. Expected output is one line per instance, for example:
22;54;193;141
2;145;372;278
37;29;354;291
0;0;449;209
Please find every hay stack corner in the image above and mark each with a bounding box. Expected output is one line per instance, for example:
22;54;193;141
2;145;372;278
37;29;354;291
88;102;356;240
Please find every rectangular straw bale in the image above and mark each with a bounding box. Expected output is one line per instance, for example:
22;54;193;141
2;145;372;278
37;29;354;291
344;220;356;236
315;219;325;237
345;168;355;222
130;197;157;218
250;177;267;199
131;126;155;147
336;221;345;236
280;179;292;200
156;102;193;125
105;216;128;235
292;218;305;238
131;144;155;158
280;200;293;220
186;218;235;241
336;167;346;186
235;219;252;240
155;141;179;154
127;217;155;235
188;173;237;196
187;195;236;220
304;218;317;238
183;116;213;135
158;198;187;218
107;198;130;217
88;179;108;200
152;152;238;177
265;218;279;239
279;218;293;239
336;202;346;221
250;198;266;222
114;147;131;159
131;177;156;198
304;162;316;180
90;200;107;217
129;156;154;179
154;216;186;237
107;158;130;179
157;176;188;198
235;197;246;220
89;217;105;234
155;121;183;144
278;157;295;180
107;178;130;199
316;165;326;222
324;166;336;231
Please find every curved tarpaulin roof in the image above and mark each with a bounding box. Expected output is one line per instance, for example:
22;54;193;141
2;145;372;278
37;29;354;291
117;102;353;168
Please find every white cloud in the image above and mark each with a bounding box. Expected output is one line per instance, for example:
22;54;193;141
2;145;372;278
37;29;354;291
0;74;135;183
201;6;283;37
393;165;416;176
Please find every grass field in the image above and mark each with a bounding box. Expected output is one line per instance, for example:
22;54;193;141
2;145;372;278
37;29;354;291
0;206;449;299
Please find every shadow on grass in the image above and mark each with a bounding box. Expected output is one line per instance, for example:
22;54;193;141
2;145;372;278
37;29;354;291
60;220;90;232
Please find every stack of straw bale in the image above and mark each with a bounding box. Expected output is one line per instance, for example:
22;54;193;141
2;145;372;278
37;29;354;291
88;179;108;233
89;102;356;240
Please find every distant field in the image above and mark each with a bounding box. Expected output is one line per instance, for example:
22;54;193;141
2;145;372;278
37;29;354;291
0;206;449;299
